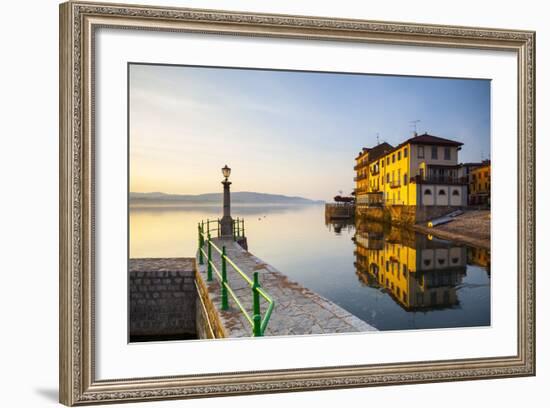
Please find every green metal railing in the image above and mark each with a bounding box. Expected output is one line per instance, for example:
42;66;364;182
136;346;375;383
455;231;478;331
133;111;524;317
197;218;274;337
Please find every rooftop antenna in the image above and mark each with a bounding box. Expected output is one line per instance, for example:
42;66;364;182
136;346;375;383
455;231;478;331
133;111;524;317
410;120;421;136
376;133;380;145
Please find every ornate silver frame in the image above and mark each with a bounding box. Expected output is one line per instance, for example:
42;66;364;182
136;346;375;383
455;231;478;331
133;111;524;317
59;1;536;405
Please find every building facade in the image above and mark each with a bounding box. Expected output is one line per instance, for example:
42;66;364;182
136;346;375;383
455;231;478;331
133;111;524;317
469;161;491;205
355;133;468;208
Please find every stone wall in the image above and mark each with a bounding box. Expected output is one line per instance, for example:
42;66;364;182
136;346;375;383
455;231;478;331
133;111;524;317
129;258;197;341
356;205;464;225
195;268;227;339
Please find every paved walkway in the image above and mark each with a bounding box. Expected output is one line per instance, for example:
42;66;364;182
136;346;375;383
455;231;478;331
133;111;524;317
197;238;376;337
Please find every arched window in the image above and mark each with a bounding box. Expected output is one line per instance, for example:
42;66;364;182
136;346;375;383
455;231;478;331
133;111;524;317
424;189;432;195
452;189;460;196
438;189;446;195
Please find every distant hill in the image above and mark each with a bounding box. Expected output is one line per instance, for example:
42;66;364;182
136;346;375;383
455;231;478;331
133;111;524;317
130;191;324;205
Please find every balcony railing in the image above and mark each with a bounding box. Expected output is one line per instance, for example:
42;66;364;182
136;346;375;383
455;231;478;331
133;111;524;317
389;181;401;188
354;161;368;171
415;175;466;185
354;173;368;182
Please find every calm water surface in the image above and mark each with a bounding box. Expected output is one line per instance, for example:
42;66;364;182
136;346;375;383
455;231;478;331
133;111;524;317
130;204;490;330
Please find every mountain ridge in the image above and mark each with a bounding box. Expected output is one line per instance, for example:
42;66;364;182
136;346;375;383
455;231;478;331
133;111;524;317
130;191;325;204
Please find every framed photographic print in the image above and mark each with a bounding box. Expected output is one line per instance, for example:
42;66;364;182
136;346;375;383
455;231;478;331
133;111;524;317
59;1;536;405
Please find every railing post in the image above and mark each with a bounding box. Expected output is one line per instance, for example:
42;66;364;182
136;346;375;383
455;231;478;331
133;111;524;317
198;223;204;265
207;233;212;282
217;218;220;237
241;219;245;237
233;219;236;241
252;271;262;336
221;246;229;310
236;217;240;237
207;219;210;234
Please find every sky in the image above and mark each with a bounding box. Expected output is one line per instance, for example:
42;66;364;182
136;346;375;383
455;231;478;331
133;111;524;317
129;63;490;202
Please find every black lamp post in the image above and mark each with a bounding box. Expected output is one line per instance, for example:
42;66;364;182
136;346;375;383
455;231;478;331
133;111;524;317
220;165;233;237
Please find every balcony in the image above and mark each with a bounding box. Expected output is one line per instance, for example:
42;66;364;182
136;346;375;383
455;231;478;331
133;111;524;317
354;173;368;182
415;175;466;185
389;181;401;189
354;161;368;171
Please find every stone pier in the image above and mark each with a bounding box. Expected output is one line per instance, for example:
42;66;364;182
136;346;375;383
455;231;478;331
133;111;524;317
197;238;376;337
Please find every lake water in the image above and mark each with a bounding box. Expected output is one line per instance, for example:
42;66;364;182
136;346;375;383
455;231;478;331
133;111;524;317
130;204;490;331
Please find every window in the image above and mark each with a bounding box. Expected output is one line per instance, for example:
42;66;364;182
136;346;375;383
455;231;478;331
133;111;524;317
431;146;438;159
444;147;451;160
452;189;460;196
404;173;408;185
392;154;395;163
404;147;408;158
386;157;390;165
418;146;424;158
424;189;432;195
403;264;408;277
438;189;446;195
397;151;401;161
386;174;390;183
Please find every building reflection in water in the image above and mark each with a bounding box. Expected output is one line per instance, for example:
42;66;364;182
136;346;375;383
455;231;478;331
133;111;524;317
467;246;491;276
324;218;355;235
353;220;474;311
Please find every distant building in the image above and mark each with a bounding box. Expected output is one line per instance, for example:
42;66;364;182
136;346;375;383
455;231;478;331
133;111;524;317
469;160;491;205
354;133;468;207
457;162;484;200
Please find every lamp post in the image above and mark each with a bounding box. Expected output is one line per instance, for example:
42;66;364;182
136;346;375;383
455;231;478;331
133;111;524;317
220;165;233;237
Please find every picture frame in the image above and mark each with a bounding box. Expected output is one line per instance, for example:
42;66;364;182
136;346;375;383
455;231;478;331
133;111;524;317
59;1;536;405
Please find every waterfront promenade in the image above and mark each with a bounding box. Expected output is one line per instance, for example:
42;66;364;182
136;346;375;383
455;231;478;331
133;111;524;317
197;238;376;337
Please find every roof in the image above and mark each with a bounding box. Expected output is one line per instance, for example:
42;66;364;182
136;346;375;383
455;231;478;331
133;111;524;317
366;142;394;163
406;133;463;147
355;147;370;160
459;162;484;167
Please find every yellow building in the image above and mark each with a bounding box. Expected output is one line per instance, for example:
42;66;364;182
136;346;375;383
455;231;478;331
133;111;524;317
354;223;467;310
469;161;491;205
354;143;392;205
355;133;468;207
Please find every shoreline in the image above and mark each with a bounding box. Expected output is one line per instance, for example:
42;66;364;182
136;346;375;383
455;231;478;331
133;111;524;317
412;224;490;250
411;209;491;250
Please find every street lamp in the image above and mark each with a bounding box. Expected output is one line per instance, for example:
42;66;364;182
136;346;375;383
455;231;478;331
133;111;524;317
222;164;231;180
220;164;233;237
